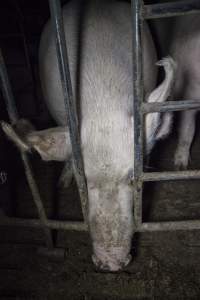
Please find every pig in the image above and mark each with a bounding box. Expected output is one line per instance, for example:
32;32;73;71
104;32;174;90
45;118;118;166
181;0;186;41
152;13;200;170
1;0;176;271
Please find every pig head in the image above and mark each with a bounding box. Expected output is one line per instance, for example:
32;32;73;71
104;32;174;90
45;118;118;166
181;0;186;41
1;0;176;271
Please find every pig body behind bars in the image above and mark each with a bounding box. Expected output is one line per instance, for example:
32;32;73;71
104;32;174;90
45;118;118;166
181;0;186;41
153;14;200;169
2;0;176;271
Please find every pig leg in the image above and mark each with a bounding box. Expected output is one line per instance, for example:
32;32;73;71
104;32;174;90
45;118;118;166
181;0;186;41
174;110;197;170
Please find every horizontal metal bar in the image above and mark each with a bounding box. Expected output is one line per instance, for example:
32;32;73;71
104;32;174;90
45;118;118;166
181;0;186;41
142;170;200;182
142;100;200;114
143;0;200;20
1;216;200;233
0;217;88;231
139;220;200;232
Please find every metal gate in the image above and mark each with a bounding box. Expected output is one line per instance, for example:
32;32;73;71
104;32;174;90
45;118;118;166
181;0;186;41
1;0;200;259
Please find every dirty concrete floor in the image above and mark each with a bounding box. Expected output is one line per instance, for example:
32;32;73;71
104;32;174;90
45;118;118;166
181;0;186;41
0;115;200;299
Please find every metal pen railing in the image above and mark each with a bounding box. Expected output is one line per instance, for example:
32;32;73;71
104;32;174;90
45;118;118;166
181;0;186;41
0;0;200;258
0;49;54;251
132;0;200;233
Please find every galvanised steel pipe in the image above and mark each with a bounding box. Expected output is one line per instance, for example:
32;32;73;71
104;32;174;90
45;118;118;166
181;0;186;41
140;220;200;232
0;217;88;231
142;170;200;182
131;0;144;227
48;0;88;223
2;216;200;233
142;100;200;114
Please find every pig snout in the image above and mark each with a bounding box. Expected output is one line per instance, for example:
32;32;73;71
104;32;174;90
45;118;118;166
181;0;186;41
92;246;132;272
87;182;134;272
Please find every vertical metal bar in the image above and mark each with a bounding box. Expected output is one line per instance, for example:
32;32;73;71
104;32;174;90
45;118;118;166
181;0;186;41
13;0;38;110
48;0;88;222
131;0;144;226
0;50;18;123
0;48;54;249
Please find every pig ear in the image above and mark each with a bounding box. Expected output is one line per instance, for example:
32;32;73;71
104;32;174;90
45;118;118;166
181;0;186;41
146;56;177;103
27;127;71;161
1;121;71;162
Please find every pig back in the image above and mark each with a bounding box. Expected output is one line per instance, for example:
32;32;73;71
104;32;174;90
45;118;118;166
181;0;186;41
39;0;157;127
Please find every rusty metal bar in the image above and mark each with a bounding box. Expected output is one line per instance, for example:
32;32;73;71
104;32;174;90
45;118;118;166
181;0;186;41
142;170;200;182
0;49;54;249
48;0;88;223
143;0;200;20
142;100;200;114
0;217;88;231
131;0;144;226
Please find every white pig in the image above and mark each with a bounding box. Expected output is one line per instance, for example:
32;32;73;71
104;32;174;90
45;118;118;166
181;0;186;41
2;0;176;271
153;13;200;170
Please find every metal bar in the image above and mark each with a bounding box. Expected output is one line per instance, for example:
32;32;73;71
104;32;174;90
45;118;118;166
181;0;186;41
2;215;200;233
131;0;144;226
142;170;200;182
0;49;18;122
139;220;200;232
0;49;54;249
142;100;200;114
14;0;38;111
0;217;88;231
48;0;88;223
143;0;200;20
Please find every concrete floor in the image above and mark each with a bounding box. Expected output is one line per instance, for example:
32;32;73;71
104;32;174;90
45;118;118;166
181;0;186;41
0;115;200;299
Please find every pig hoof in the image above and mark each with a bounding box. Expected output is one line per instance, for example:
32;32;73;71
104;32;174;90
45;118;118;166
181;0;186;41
174;152;189;170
